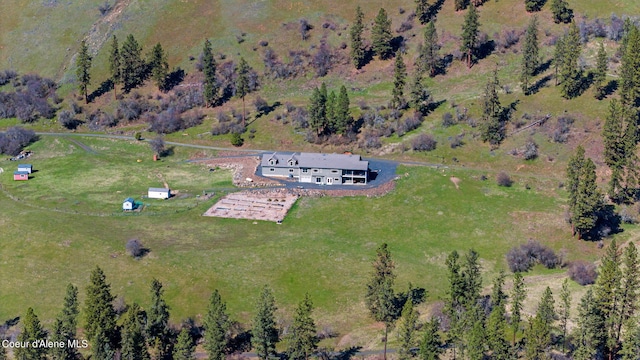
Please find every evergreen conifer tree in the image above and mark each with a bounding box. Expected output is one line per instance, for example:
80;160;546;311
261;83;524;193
108;35;121;100
173;328;195;360
520;16;539;95
510;272;526;346
553;36;565;86
420;21;440;77
84;266;117;360
466;306;486;360
308;86;327;135
391;50;407;110
397;300;418;360
76;40;92;104
594;42;608;99
559;22;582;99
460;4;479;68
121;34;144;92
573;158;600;238
551;0;574;24
559;279;571;353
202;39;219;107
15;308;47;360
51;284;79;360
419;319;442;360
252;286;279;360
410;72;433;115
620;25;640;106
454;0;469;11
335;85;351;135
574;289;605;359
148;43;168;91
236;57;251;128
486;272;509;359
480;68;504;145
204;289;230;360
350;6;366;69
147;279;170;359
121;303;150;360
444;251;464;356
415;0;432;24
372;8;393;60
286;293;318;360
525;0;544;12
326;90;337;133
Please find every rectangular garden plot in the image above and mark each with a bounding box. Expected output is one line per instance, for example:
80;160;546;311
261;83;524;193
203;191;298;222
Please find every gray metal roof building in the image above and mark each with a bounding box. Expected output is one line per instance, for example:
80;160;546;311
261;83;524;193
261;152;369;185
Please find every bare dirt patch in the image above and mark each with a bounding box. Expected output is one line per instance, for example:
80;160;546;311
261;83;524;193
203;190;298;222
200;156;280;187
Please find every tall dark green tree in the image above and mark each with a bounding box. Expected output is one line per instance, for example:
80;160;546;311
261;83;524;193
454;0;469;11
524;287;555;359
308;84;327;135
326;90;336;132
410;72;433;115
510;272;526;346
76;40;92;104
350;6;366;69
461;249;482;309
572;157;600;238
420;21;440;77
335;85;351;135
108;35;121;100
415;0;432;24
365;243;399;360
594;42;608;99
620;317;640;360
444;251;465;357
486;271;509;360
51;284;80;360
559;22;582;99
372;8;393;60
121;34;145;91
397;300;419;360
618;243;640;342
236;57;250;128
419;319;442;360
202;39;219;107
573;289;605;360
620;25;640;106
121;303;150;360
525;0;545;12
173;328;195;360
520;16;540;95
559;278;571;354
567;145;586;216
391;50;407;110
147;279;170;359
252;286;279;360
286;293;318;360
460;4;479;68
148;43;169;91
553;36;565;86
84;266;117;360
603;99;636;203
550;0;573;24
480;68;505;145
204;289;230;360
465;306;486;360
15;308;47;360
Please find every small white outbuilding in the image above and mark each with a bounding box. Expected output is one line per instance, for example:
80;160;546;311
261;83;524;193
123;197;135;211
148;187;170;199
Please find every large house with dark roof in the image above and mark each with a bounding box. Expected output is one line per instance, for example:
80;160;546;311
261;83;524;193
260;152;369;185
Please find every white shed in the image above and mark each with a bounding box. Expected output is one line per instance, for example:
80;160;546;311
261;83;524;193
148;187;170;199
18;164;32;174
123;198;135;211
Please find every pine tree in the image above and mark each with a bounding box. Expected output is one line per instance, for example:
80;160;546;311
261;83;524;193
525;0;544;12
252;286;279;360
524;315;550;360
620;317;640;360
574;289;605;360
553;36;565;86
202;39;219;107
148;43;168;91
121;34;144;92
173;328;195;360
419;318;442;360
466;306;486;360
326;90;337;133
550;0;574;24
619;243;640;338
308;86;325;135
121;303;150;360
420;21;440;77
15;308;47;360
460;4;479;68
204;289;230;360
573;158;600;238
335;85;351;135
236;57;250;128
410;72;433;115
415;0;432;24
559;279;571;353
520;16;539;95
538;287;556;327
480;68;504;145
391;50;407;110
108;35;121;100
372;8;393;60
365;243;400;360
462;249;482;309
620;25;640;106
602;99;637;203
510;272;526;346
397;300;419;360
76;40;91;104
84;266;117;360
454;0;469;11
486;271;509;360
147;279;170;359
286;293;318;360
594;42;608;99
444;251;465;356
559;22;582;99
350;6;366;69
51;284;80;360
567;146;586;216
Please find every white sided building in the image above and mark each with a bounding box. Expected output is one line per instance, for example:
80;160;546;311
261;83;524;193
148;187;170;199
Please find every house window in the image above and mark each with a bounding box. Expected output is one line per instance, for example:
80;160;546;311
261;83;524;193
270;168;275;172
316;177;322;183
289;169;294;172
331;170;339;173
312;169;319;173
302;168;309;173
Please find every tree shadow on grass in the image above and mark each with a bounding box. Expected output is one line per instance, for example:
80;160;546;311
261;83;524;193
527;74;553;95
88;79;113;102
165;67;185;91
602;79;618;98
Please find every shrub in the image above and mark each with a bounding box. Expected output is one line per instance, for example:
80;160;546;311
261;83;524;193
58;110;79;130
449;134;464;149
0;126;38;155
312;41;333;77
568;261;597;285
149;135;165;156
506;247;532;272
98;1;113;16
0;70;17;86
551;115;574;143
442;112;456;127
523;140;538;160
182;110;204;128
254;96;269;114
412;134;437;151
507;239;560;273
496;172;513;187
126;238;146;258
217;111;231;123
231;132;244;147
299;19;313;40
87;110;118;130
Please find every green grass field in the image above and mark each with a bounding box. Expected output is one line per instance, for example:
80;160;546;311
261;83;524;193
0;135;622;349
